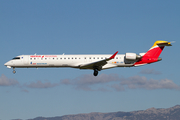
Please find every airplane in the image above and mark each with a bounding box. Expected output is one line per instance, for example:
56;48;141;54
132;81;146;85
4;40;172;76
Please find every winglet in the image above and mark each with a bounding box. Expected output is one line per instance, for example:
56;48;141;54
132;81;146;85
109;51;118;59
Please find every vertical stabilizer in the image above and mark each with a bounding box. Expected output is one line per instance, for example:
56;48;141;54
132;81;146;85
143;41;171;58
134;40;172;66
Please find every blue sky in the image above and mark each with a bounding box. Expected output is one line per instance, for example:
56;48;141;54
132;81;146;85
0;0;180;120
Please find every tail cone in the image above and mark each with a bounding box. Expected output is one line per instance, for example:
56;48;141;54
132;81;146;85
158;57;162;61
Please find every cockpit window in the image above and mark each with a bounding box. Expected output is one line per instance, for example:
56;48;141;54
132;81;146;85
12;57;20;60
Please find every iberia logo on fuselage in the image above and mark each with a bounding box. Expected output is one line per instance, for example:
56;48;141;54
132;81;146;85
30;55;57;58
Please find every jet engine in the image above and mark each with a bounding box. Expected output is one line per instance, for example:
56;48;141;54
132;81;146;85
125;53;141;61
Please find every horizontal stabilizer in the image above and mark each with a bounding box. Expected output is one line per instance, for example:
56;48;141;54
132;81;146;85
156;41;172;46
151;41;172;48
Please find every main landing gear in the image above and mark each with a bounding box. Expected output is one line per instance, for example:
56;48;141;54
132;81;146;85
93;69;99;76
13;68;16;74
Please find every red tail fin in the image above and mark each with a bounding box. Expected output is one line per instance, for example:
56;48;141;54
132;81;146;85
134;41;172;66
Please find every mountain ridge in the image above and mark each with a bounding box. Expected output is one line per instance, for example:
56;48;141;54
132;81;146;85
18;105;180;120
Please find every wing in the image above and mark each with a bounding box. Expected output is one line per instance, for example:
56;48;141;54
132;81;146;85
79;51;118;70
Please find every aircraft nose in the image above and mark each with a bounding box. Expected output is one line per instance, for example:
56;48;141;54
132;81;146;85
4;61;12;68
4;62;8;66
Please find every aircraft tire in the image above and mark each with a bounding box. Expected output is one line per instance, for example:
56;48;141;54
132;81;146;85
93;69;98;76
13;70;16;74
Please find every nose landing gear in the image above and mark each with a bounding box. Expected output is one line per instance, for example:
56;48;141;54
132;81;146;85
13;68;16;74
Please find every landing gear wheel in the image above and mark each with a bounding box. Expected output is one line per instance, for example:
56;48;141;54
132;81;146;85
93;69;98;76
13;70;16;74
13;68;16;74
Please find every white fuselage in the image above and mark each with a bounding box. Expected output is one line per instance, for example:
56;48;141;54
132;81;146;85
4;41;172;76
4;54;135;70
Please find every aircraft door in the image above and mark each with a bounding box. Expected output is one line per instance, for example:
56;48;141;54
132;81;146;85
23;56;29;65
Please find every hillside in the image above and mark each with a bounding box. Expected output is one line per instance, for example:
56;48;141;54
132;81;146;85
27;105;180;120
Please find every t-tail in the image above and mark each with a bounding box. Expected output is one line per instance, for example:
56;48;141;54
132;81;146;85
134;40;172;66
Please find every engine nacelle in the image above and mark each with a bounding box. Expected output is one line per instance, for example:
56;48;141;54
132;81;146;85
125;53;141;61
